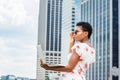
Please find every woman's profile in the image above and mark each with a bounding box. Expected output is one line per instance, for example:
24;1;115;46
40;22;95;80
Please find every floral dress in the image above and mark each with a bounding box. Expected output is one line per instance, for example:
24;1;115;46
63;42;95;80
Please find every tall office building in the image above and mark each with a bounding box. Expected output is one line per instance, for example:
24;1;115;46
61;0;80;66
37;0;63;80
80;0;120;80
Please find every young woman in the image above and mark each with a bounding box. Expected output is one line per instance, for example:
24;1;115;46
40;22;95;80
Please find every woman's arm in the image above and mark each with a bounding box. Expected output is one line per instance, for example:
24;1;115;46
69;32;75;53
40;49;80;72
40;60;69;72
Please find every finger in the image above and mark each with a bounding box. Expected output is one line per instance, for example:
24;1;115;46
40;59;43;64
70;32;74;37
70;32;74;35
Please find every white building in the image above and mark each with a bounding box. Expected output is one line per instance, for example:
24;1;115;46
37;0;63;80
61;0;80;66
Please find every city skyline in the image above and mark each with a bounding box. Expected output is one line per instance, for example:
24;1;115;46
1;0;120;80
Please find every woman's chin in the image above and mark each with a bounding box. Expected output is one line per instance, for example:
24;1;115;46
75;39;79;41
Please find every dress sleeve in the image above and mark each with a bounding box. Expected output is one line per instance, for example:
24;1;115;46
90;50;95;63
87;49;95;64
71;42;83;56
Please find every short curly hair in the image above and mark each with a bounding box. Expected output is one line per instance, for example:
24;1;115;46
76;22;92;39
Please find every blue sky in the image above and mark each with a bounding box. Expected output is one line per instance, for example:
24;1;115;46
0;0;39;78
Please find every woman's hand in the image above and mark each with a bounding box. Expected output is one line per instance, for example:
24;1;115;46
69;32;75;43
40;59;49;70
69;32;75;53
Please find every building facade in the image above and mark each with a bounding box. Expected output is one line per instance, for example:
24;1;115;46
1;75;15;80
1;75;30;80
37;0;63;80
80;0;120;80
61;0;80;66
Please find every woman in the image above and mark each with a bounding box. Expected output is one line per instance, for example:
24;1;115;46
40;22;95;80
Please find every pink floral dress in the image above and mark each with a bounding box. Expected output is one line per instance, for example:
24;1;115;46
63;42;95;80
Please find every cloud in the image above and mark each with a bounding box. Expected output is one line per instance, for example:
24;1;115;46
0;25;37;42
0;37;37;78
0;0;39;78
0;0;38;26
0;0;38;41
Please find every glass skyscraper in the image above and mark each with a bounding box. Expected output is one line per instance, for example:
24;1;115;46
37;0;63;80
80;0;120;80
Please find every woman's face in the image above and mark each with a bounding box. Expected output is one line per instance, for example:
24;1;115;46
74;26;88;42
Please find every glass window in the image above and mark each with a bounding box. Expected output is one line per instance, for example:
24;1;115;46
50;53;53;56
54;53;57;56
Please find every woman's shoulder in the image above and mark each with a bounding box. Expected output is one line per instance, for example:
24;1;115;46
74;41;86;47
74;41;95;50
71;41;85;50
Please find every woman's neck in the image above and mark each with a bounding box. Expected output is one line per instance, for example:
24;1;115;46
80;37;90;43
80;38;93;47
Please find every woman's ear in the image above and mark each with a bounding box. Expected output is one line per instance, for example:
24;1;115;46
84;31;88;37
